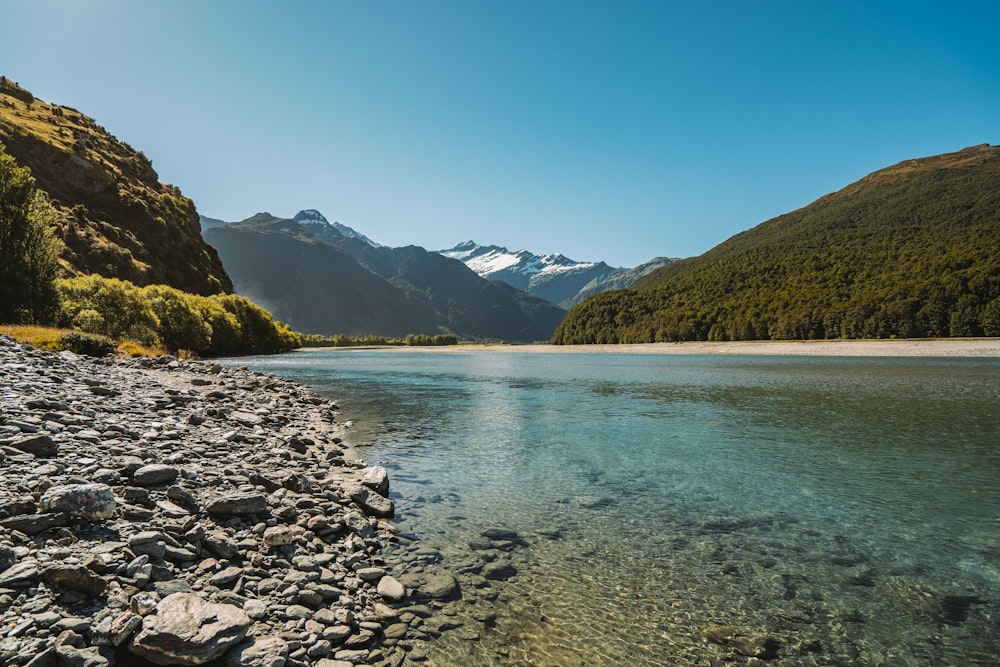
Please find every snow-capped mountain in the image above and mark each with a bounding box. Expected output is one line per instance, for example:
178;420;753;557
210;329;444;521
292;209;381;247
438;241;667;308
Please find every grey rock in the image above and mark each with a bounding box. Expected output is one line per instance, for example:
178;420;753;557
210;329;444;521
40;564;108;596
482;561;518;581
129;593;250;665
360;465;390;496
206;493;268;516
40;483;116;521
10;434;58;457
345;483;394;518
0;545;16;571
132;464;180;486
422;572;461;600
225;636;288;667
376;575;406;602
481;526;520;541
0;561;39;587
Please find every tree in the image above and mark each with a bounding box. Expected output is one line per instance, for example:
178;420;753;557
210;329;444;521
0;143;63;323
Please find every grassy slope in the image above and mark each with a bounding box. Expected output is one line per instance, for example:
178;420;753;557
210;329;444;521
0;77;231;296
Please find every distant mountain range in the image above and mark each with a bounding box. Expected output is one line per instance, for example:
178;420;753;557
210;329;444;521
553;144;1000;343
202;211;567;342
438;241;676;308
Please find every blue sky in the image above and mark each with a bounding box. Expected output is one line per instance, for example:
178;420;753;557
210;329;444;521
2;1;997;267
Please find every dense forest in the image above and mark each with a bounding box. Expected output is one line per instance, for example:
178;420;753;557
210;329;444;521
552;145;1000;344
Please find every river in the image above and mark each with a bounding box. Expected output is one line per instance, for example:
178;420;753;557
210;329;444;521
228;349;1000;666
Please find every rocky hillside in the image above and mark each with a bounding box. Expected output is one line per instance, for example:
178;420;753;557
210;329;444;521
0;77;231;296
205;212;567;342
438;241;677;308
554;144;1000;343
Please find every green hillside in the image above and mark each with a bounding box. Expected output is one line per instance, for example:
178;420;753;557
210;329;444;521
0;77;231;296
553;144;1000;344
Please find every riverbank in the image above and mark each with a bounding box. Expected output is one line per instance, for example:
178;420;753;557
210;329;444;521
368;338;1000;357
0;335;412;667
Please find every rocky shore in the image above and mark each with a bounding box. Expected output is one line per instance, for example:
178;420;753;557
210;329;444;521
0;335;417;667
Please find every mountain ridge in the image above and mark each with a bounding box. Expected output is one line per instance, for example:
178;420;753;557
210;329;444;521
203;211;567;341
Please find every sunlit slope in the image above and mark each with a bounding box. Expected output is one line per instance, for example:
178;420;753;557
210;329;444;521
553;144;1000;343
0;77;231;295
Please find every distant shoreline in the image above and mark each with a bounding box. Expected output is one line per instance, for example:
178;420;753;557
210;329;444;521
308;338;1000;357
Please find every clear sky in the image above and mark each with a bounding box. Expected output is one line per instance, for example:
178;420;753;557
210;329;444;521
2;1;997;267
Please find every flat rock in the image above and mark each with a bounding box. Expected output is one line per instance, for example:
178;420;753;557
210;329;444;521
129;592;250;665
0;561;38;587
40;483;116;521
360;465;390;496
132;464;180;486
422;572;461;601
40;564;108;597
9;434;59;457
345;483;394;519
224;635;288;667
206;493;268;516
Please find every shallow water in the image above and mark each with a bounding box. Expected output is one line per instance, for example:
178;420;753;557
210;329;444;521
231;350;1000;666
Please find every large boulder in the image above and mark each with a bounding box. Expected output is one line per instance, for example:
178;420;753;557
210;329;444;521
129;593;250;665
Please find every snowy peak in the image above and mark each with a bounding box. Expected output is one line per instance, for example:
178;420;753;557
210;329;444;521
438;240;679;309
439;241;603;281
292;209;381;247
293;209;330;226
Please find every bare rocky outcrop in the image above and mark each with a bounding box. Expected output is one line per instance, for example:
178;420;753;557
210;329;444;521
0;335;413;666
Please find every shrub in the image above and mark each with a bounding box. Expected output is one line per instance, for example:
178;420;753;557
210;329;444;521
58;331;116;357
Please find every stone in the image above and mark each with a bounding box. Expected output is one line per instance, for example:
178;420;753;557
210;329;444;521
132;464;180;486
54;645;112;667
482;561;518;581
0;511;69;534
0;561;39;587
225;636;288;667
360;465;389;496
208;566;244;588
422;572;461;600
206;493;268;516
345;483;394;518
0;545;16;572
481;526;520;541
229;410;262;426
40;483;116;521
9;434;58;457
40;564;108;596
129;593;250;665
262;525;294;547
376;575;406;602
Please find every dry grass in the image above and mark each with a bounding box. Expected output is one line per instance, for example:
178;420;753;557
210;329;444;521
0;324;66;350
0;324;168;357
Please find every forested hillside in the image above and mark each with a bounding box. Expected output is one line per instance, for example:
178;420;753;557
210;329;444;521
553;144;1000;343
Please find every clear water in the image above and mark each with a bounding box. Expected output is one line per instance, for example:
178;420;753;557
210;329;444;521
229;350;1000;666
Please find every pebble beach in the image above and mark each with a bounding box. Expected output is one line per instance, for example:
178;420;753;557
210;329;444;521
0;335;420;667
